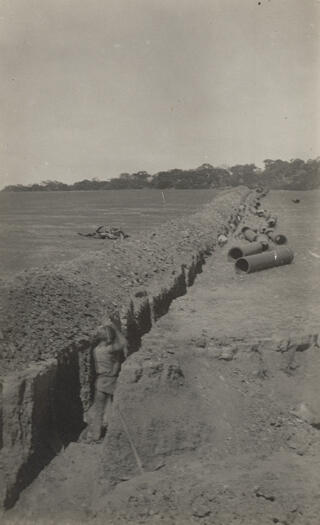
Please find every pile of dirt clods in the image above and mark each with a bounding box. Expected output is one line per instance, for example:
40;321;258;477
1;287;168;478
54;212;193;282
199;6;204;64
0;187;249;377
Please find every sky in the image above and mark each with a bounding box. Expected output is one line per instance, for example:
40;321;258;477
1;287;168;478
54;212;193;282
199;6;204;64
0;0;319;187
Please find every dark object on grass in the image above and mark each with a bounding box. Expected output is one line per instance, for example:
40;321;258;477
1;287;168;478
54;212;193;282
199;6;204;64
267;231;287;245
292;199;300;203
228;241;268;261
235;246;294;274
78;226;129;240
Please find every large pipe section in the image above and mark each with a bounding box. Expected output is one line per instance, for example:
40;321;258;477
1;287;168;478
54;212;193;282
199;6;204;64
228;241;268;261
267;231;288;245
241;226;257;242
235;246;294;274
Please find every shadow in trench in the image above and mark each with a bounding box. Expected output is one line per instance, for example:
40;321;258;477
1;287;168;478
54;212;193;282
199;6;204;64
4;351;86;510
53;351;87;445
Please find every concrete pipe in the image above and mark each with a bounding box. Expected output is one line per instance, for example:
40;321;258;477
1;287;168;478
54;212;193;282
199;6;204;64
256;234;269;246
267;216;277;228
267;231;287;245
241;226;257;242
235;246;294;274
228;241;268;261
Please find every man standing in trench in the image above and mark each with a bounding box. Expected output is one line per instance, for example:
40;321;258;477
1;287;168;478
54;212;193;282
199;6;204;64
88;320;128;442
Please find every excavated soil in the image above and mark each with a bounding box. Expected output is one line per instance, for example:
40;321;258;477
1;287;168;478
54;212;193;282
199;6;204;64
2;189;320;525
0;187;247;377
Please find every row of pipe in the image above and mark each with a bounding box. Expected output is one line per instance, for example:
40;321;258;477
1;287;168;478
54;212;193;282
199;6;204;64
228;241;268;261
229;232;288;262
235;246;294;274
227;194;293;273
241;226;287;246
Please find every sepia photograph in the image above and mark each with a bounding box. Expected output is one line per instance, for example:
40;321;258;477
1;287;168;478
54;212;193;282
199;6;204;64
0;1;319;523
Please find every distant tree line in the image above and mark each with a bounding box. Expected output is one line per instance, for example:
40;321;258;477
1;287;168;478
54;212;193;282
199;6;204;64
2;158;320;192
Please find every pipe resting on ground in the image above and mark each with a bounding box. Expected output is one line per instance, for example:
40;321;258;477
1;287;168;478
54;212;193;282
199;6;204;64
242;227;258;242
235;247;294;274
228;241;269;261
267;231;287;245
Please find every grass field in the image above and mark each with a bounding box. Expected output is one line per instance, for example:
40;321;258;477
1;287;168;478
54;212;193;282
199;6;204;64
0;189;216;278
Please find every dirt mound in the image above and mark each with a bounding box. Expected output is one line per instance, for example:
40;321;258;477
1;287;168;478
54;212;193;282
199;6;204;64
0;187;248;376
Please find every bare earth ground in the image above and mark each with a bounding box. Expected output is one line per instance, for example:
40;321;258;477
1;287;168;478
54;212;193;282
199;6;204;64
2;190;320;525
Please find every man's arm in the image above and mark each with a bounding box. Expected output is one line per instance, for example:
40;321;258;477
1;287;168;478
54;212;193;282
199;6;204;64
107;320;128;358
123;343;129;359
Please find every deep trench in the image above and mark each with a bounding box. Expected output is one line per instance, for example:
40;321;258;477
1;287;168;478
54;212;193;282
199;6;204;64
4;352;87;509
3;249;210;510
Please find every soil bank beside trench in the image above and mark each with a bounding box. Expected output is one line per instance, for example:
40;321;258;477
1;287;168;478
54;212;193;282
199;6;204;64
0;187;248;377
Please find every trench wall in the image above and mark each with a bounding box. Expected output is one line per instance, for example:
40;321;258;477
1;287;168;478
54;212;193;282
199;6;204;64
0;186;252;509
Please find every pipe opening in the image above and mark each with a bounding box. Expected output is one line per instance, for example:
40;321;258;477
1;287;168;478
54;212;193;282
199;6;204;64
228;247;243;260
275;234;287;245
235;258;249;273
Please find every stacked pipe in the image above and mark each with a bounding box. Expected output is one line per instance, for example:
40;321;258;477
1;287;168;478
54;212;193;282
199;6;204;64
241;226;257;242
266;231;287;245
227;194;293;273
228;241;268;261
235;246;294;274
